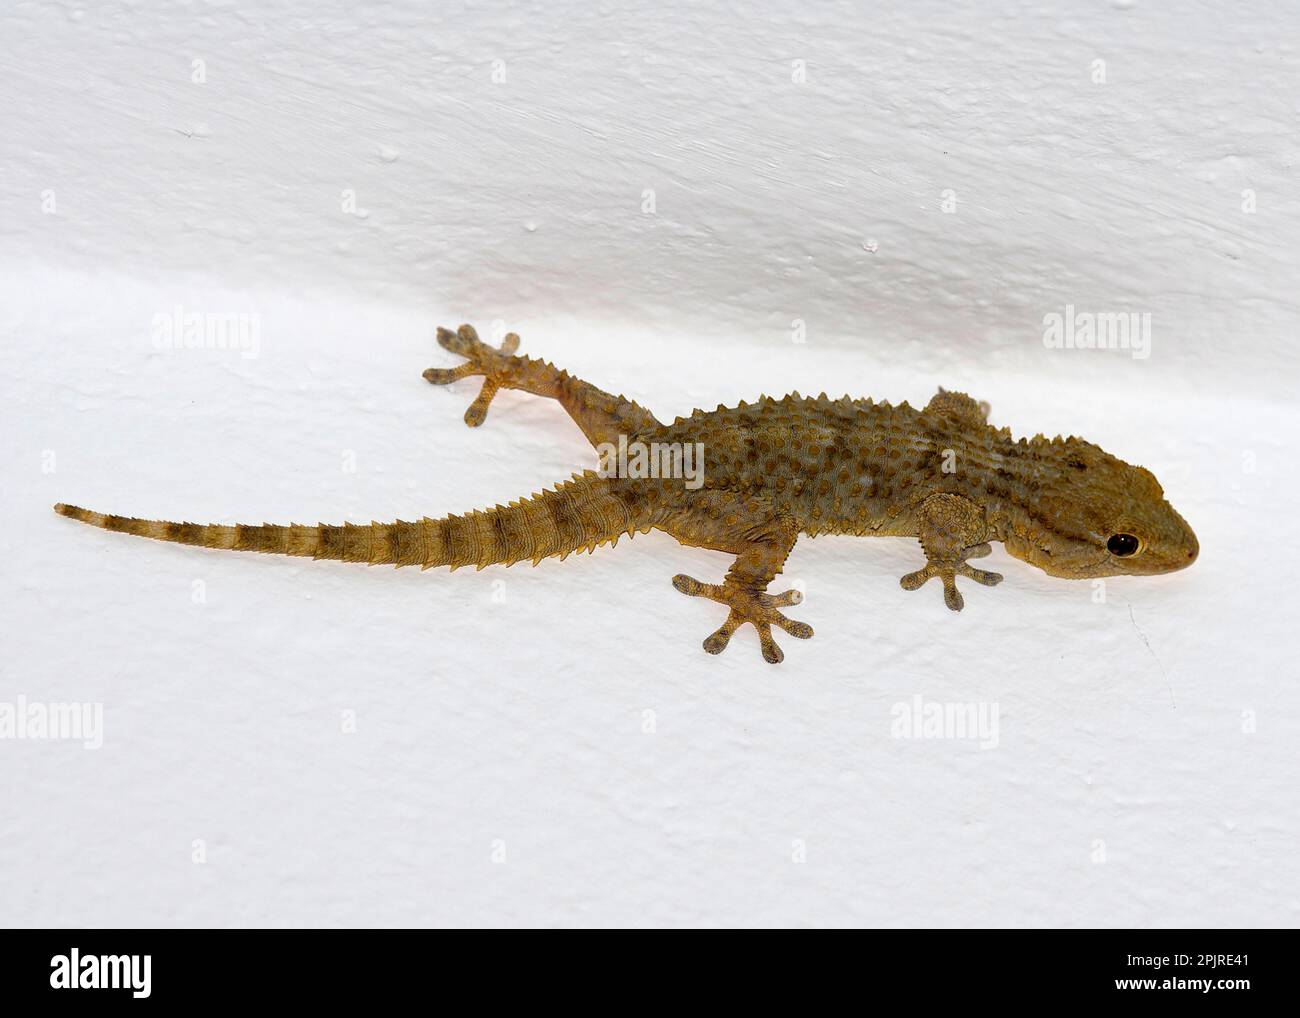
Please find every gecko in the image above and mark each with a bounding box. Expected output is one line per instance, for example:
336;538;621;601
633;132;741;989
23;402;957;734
55;324;1198;663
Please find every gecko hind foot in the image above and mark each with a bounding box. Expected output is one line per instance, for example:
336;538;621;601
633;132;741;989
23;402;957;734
672;574;813;664
423;324;521;427
899;545;1003;612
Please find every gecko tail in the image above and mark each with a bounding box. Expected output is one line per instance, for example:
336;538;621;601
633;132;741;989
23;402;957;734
52;502;430;565
53;474;648;571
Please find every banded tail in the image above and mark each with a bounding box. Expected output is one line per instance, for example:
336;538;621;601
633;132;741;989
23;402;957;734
54;472;651;570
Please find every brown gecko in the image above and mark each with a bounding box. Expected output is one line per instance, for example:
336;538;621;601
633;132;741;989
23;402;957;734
55;324;1198;663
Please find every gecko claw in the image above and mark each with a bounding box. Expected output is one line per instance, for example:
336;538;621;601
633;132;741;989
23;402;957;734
425;324;522;427
673;574;812;663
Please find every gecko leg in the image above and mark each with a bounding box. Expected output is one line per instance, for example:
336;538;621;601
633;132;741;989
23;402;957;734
662;494;810;663
899;493;1003;612
424;323;660;445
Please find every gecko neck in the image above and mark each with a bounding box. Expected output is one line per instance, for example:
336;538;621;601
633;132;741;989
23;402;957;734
980;430;1084;548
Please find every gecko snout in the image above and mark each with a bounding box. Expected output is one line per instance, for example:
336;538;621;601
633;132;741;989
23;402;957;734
1142;510;1198;574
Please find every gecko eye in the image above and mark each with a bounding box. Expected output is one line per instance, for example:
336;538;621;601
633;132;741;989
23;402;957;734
1107;533;1141;557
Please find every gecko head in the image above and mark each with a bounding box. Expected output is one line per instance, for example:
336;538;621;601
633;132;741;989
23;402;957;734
1002;438;1198;579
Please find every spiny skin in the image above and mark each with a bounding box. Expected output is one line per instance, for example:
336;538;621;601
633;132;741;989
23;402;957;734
55;324;1198;664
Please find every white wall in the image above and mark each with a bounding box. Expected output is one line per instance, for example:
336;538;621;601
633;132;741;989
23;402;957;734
5;0;1297;395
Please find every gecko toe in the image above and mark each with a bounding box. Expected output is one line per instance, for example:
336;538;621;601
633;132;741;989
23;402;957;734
464;380;500;427
899;566;934;591
702;613;742;655
672;573;700;595
702;633;728;655
673;574;717;598
959;563;1002;587
435;326;466;355
424;364;476;385
774;615;814;640
437;323;484;357
757;624;784;664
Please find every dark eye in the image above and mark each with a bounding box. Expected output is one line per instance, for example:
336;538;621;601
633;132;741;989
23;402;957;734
1107;533;1140;557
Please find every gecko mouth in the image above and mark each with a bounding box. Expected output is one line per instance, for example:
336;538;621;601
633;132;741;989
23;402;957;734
1039;555;1113;579
1040;546;1196;579
1004;534;1117;579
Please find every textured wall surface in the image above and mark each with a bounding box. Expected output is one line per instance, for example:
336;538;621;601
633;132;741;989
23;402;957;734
2;1;1298;927
6;0;1299;394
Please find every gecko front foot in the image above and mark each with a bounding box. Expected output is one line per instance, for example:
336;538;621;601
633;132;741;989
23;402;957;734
423;324;521;427
672;574;813;664
899;542;1003;612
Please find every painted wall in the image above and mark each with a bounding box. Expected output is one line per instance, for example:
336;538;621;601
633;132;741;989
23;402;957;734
5;0;1297;394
